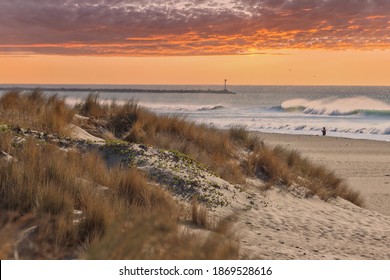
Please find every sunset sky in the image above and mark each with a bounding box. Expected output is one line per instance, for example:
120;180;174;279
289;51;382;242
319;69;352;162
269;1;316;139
1;0;390;85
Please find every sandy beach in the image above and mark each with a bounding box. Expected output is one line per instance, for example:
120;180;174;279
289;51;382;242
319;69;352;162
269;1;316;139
204;132;390;259
252;132;390;216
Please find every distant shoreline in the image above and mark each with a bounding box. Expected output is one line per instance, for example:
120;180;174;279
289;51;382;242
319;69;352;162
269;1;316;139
0;87;236;94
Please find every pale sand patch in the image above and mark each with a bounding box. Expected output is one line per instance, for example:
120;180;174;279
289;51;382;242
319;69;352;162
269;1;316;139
252;132;390;216
215;182;390;259
68;124;105;142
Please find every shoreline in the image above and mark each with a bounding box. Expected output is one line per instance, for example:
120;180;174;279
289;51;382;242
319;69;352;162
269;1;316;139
251;131;390;216
253;129;390;143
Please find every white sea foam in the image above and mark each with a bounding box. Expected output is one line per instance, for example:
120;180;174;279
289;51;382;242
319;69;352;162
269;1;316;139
281;96;390;116
138;102;227;112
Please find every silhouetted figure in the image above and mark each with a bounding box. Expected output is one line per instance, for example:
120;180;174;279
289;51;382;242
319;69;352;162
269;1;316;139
322;127;326;136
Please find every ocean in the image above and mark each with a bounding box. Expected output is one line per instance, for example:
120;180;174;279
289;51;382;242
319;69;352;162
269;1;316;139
1;85;390;141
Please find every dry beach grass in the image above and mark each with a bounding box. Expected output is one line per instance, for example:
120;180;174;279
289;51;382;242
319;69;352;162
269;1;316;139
0;90;74;135
0;130;238;259
0;90;389;259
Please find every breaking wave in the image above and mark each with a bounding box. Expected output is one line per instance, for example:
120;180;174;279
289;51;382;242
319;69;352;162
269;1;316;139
281;96;390;117
197;105;225;111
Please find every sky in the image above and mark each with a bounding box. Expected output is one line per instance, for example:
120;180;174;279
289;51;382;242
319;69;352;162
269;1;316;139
1;0;390;85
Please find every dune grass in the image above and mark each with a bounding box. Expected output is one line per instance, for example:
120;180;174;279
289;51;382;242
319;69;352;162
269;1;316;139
226;126;363;206
0;136;117;255
74;94;363;206
0;131;237;259
76;94;245;183
86;213;238;260
246;142;364;206
0;90;74;135
191;198;211;229
123;113;244;183
0;92;365;259
246;144;292;186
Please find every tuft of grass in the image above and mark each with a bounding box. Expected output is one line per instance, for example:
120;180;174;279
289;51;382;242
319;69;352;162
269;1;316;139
0;130;14;154
77;191;115;244
191;198;210;229
0;161;40;213
246;144;292;186
0;90;74;135
108;101;140;138
85;212;239;260
245;143;364;206
229;125;249;143
229;125;261;151
75;94;107;118
116;168;178;219
34;183;79;247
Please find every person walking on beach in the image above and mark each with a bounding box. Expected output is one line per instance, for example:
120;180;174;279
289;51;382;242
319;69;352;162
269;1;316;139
322;127;326;136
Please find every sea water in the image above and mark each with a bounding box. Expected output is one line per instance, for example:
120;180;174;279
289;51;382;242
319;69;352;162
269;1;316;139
1;85;390;141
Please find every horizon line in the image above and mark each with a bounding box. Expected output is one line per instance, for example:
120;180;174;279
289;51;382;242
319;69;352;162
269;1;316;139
2;83;390;88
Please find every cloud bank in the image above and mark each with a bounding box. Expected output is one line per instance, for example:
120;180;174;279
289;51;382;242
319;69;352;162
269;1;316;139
1;0;389;56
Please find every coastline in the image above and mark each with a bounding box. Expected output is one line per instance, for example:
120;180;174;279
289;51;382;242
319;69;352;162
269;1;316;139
251;131;390;216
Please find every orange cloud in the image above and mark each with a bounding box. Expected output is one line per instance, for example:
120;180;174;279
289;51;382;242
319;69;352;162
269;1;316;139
1;0;390;56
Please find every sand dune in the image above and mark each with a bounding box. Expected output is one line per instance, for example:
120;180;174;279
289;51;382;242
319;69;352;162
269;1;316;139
33;128;390;259
3;121;390;259
208;132;390;259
